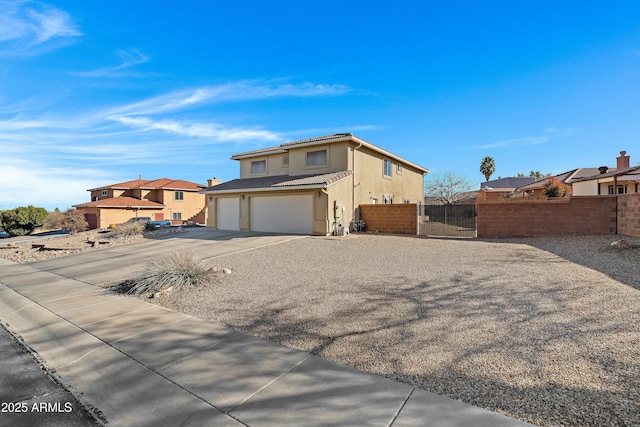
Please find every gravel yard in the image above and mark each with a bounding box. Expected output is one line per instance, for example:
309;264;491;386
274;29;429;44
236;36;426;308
144;234;640;427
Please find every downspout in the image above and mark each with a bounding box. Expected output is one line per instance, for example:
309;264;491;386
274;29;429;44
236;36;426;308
321;187;330;235
352;141;363;223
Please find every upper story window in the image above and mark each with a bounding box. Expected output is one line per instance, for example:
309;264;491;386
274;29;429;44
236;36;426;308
397;164;403;174
251;160;267;174
282;153;289;166
174;191;184;201
383;159;392;177
608;185;627;195
101;190;108;197
306;150;327;167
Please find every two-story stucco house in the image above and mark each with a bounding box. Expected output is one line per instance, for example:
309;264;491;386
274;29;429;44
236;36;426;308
74;178;206;229
200;133;429;235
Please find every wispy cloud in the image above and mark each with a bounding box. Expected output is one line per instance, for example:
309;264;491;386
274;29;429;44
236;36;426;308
72;48;150;77
476;136;548;149
109;116;279;141
106;80;351;116
0;1;81;55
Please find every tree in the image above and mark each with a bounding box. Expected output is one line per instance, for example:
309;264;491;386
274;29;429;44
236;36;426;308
0;206;48;236
60;209;88;234
517;170;552;181
479;157;496;181
424;170;476;205
44;208;64;230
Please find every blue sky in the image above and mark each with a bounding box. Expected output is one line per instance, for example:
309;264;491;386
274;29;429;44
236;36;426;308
1;1;639;210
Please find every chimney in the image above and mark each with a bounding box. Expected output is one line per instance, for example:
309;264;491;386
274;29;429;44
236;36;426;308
599;166;608;174
207;177;222;187
617;150;630;170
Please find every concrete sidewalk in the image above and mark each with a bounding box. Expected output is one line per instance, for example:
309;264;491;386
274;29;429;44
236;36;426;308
0;262;532;426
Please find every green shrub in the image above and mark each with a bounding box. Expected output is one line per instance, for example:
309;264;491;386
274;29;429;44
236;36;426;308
125;251;214;295
0;206;48;236
112;221;145;237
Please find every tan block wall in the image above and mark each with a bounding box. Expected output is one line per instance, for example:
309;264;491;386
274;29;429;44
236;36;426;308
618;193;640;238
359;204;417;235
476;196;617;238
81;207;163;229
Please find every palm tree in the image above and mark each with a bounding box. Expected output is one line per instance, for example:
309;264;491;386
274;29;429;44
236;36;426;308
479;156;496;181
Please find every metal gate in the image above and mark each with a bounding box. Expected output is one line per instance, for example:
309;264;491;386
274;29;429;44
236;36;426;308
418;204;477;238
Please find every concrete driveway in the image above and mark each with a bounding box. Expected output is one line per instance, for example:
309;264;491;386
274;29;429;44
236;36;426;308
26;228;304;285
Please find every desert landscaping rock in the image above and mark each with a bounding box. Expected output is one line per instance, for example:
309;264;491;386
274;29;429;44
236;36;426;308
143;234;639;427
4;229;639;426
0;227;186;264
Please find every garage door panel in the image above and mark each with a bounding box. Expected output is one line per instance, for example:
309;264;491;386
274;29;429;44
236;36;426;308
217;198;240;230
250;195;313;234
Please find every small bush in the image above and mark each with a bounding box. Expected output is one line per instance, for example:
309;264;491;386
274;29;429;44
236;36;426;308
60;209;88;234
125;251;214;295
44;208;64;230
112;221;145;238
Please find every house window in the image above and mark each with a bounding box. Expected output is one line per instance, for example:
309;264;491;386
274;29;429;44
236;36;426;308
608;185;627;195
397;164;403;174
101;190;108;197
174;191;184;201
172;212;182;220
282;153;289;166
251;160;266;174
306;150;327;166
383;160;392;177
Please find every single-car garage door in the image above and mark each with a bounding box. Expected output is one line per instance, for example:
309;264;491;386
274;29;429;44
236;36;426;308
250;195;313;234
217;197;240;230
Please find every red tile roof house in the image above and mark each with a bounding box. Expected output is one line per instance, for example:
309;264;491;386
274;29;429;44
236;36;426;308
74;178;207;229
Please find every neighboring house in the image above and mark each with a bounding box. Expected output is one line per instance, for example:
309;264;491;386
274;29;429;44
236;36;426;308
477;177;535;201
74;178;207;229
515;168;604;197
200;133;429;235
572;151;640;195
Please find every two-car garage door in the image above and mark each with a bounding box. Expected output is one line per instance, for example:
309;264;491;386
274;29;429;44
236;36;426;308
216;194;314;234
251;195;313;234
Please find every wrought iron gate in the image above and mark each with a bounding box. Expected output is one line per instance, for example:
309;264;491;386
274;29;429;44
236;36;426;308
418;204;477;238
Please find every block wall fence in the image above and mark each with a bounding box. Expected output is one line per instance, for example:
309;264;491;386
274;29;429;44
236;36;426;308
476;196;617;238
618;193;640;238
359;204;417;235
357;193;639;238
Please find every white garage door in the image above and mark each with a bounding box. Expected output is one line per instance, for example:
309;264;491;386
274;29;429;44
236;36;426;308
250;195;313;234
216;197;240;230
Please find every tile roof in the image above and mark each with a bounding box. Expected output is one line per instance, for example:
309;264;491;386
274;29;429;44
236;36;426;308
74;196;165;209
89;178;204;191
572;165;640;181
480;177;535;190
280;133;353;147
516;168;609;190
229;133;429;173
230;133;353;158
201;171;352;193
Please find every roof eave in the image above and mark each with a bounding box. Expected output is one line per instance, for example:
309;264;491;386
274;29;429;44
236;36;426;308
200;184;328;195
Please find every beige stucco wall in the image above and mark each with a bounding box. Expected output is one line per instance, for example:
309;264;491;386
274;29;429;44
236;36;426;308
239;142;351;178
80;207;163;229
572;180;599;196
352;145;424;208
